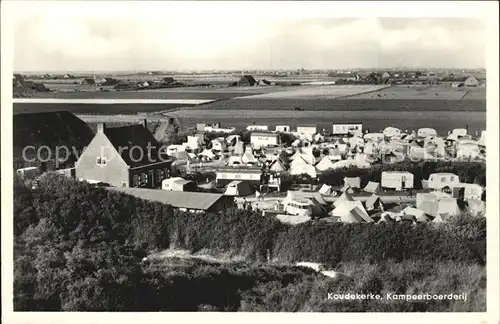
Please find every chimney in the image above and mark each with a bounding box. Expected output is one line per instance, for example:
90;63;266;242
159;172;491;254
142;119;147;129
97;123;106;133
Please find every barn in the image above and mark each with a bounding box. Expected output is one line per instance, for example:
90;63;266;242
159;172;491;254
464;76;480;87
237;75;257;86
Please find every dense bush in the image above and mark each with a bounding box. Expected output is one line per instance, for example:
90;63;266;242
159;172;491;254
319;161;486;188
13;174;486;311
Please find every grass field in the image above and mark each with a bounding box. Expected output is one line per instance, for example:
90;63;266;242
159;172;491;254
195;98;486;112
346;85;486;100
235;85;388;99
166;109;485;135
73;109;486;136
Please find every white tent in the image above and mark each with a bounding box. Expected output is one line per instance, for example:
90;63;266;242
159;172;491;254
452;128;467;137
467;199;486;217
270;159;287;173
224;180;253;196
365;194;383;211
290;163;317;178
276;214;312;225
402;207;429;222
233;142;245;155
330;200;373;223
199;149;215;160
242;150;258;165
318;184;334;195
315;156;335;172
334;191;355;207
364;133;384;142
363;181;381;194
477;130;486;147
227;155;244;166
417;128;438;138
343;177;361;189
383;127;401;138
331;160;357;170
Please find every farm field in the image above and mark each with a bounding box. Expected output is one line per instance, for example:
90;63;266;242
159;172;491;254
24;86;294;100
13;103;188;115
166;109;486;135
195;98;486;112
235;85;389;99
345;85;486;100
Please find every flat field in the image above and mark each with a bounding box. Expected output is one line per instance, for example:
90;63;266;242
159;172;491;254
195;98;486;112
346;85;486;100
235;85;388;99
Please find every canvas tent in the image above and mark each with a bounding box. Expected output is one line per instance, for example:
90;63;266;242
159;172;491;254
416;193;461;218
318;184;334;196
270;159;287;173
315;156;335;172
363;181;381;194
365;194;383;212
467;199;486;217
224;180;253;196
330;200;373;223
333;191;355;207
290;163;317;178
340;184;354;194
402;207;429;222
343;177;361;189
242;149;258;165
417;128;438;138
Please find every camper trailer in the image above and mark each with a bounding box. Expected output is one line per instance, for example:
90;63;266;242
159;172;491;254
427;173;460;190
381;171;414;191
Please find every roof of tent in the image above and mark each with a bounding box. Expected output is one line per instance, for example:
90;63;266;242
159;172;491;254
334;191;355;207
331;200;373;223
318;184;333;195
402;207;428;222
343;177;361;188
366;194;382;208
363;181;381;193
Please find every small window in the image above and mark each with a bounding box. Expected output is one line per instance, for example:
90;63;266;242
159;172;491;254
121;181;127;187
96;157;102;165
96;157;107;166
441;177;446;183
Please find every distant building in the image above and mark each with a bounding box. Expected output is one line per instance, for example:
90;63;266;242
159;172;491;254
95;77;119;86
237;75;257;86
246;125;269;131
332;123;363;136
79;78;95;85
464;76;480;87
162;77;175;84
75;120;172;188
275;125;291;132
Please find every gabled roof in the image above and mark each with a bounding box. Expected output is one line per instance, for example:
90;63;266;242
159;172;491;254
363;181;381;193
104;124;162;167
344;176;361;188
366;194;382;209
107;187;225;211
334;191;354;207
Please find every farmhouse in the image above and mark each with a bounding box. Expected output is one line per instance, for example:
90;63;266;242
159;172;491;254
107;187;233;213
464;76;480;87
250;132;280;149
237;75;257;86
75;120;172;188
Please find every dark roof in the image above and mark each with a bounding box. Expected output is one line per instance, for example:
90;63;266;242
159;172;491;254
13;111;94;163
104;124;163;167
107;187;224;211
238;75;257;86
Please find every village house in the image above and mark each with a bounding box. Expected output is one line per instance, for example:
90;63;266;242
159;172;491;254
464;76;480;87
75;120;172;188
237;75;258;86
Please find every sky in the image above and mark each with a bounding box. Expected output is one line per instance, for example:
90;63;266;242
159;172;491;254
9;1;489;72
